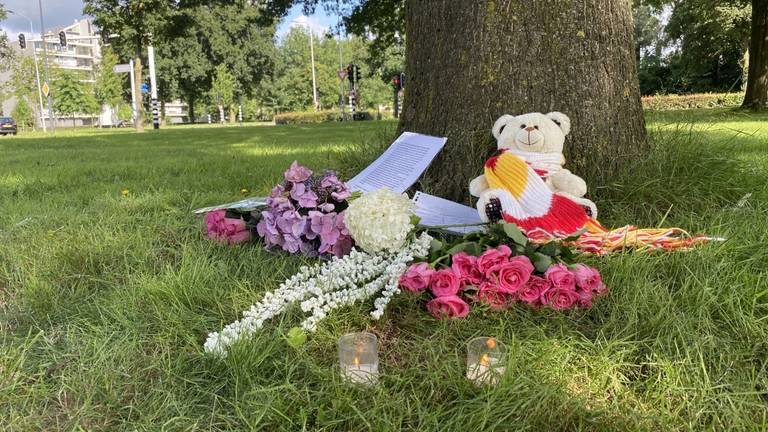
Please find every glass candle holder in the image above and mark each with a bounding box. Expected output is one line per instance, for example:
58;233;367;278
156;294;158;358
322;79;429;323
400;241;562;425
466;337;507;386
338;332;379;385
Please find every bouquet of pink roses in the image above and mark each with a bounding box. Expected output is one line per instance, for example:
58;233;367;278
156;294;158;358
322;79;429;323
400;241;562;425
400;222;608;319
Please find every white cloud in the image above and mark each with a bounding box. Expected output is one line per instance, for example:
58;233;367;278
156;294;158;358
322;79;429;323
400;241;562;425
278;14;329;39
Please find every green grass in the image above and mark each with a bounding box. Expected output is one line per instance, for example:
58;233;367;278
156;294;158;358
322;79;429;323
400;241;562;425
1;111;767;431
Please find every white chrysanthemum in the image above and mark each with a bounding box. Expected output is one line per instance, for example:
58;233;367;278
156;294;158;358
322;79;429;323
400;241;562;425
344;188;414;253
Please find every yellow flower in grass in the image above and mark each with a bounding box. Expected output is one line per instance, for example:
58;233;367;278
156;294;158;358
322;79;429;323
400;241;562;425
121;189;130;197
240;188;249;194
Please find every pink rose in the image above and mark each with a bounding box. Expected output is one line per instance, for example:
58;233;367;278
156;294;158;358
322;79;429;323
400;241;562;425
426;295;470;319
451;252;483;286
545;263;576;290
495;256;534;294
543;287;579;310
519;276;551;305
476;282;513;310
430;269;461;297
222;218;252;244
572;264;604;293
204;209;226;239
477;245;512;275
576;288;594;308
399;262;435;293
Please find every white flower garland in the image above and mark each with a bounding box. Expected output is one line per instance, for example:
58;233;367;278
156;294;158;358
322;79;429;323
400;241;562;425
204;232;433;356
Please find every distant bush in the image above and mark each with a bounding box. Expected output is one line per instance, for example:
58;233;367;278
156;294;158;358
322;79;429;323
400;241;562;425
273;111;341;124
642;93;743;111
273;110;385;124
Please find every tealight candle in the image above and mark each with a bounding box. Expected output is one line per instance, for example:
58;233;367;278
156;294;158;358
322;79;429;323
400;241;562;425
338;332;379;385
466;337;507;386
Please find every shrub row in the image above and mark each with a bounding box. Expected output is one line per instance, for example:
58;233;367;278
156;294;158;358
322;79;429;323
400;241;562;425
642;93;743;111
273;111;341;124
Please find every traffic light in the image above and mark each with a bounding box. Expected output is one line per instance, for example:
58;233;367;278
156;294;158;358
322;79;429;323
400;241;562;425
18;34;26;49
355;65;361;82
392;74;401;90
346;64;354;83
399;72;405;89
59;31;67;47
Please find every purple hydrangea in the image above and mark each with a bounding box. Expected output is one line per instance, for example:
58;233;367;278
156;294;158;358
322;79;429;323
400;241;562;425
255;161;353;257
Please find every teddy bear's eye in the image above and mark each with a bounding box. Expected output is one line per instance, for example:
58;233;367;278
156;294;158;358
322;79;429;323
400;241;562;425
520;124;526;129
552;119;561;126
534;126;539;130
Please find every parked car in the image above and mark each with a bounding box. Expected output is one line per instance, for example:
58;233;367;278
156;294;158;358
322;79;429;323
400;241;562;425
0;117;17;135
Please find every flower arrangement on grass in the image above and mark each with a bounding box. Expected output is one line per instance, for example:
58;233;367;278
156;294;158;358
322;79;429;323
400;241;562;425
201;162;608;357
402;222;608;319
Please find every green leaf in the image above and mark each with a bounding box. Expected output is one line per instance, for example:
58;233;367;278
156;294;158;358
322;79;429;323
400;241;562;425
446;241;476;255
430;239;444;256
502;222;528;245
285;327;307;348
538;242;559;256
532;253;553;273
410;215;422;226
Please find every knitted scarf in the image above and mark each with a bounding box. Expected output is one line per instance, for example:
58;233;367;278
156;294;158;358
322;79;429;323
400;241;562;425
482;150;710;254
505;148;563;178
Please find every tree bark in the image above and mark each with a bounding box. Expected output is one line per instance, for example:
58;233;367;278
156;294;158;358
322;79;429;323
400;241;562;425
133;47;145;133
228;105;237;124
399;0;648;203
187;95;195;123
743;0;768;110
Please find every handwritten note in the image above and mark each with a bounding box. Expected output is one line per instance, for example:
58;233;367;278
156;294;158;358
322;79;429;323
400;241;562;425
346;132;447;193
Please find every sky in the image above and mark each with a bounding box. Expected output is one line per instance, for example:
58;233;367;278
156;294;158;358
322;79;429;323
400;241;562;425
2;0;336;39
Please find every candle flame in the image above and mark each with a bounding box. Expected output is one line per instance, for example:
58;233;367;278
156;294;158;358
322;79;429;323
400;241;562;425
486;338;497;349
480;353;490;367
353;356;360;368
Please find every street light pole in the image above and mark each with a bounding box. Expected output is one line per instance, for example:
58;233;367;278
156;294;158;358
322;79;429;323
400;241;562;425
309;29;318;111
37;0;55;133
10;11;46;132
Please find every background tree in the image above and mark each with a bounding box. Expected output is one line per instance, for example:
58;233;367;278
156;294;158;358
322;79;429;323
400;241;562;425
83;0;177;132
664;0;751;93
95;46;124;111
742;0;768;109
210;64;235;124
12;97;33;130
0;3;12;70
53;70;88;127
5;56;39;124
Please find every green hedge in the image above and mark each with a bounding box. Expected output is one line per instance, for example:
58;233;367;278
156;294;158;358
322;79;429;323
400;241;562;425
273;111;341;124
642;93;743;111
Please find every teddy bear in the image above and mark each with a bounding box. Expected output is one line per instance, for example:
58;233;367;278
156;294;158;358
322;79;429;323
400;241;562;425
470;112;598;227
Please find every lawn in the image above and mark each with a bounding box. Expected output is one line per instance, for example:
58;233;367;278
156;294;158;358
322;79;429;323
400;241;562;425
1;110;767;431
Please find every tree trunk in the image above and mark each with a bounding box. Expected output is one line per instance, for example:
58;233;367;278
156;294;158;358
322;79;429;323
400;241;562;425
188;95;195;123
228;105;237;124
743;0;768;110
399;0;648;203
218;104;225;124
133;48;145;133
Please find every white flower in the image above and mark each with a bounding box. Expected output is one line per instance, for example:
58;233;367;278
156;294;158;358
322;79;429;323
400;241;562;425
344;188;415;253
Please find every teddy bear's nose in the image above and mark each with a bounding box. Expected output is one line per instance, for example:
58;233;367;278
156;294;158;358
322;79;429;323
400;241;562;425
525;126;536;132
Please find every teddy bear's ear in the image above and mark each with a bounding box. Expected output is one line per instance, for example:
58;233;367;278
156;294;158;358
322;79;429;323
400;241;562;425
546;112;571;136
492;115;515;139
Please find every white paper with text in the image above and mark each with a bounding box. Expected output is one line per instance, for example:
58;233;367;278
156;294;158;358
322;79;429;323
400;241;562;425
346;132;447;193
